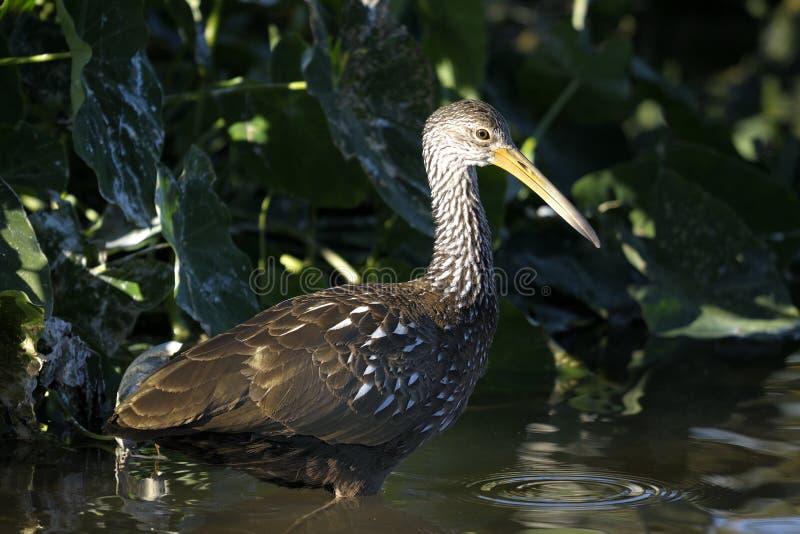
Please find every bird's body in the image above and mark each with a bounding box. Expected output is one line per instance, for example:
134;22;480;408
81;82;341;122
108;100;598;496
110;282;494;449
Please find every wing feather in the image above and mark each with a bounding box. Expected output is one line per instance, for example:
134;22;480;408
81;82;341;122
110;285;455;446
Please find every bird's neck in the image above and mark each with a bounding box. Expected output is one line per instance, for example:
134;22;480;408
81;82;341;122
424;164;496;309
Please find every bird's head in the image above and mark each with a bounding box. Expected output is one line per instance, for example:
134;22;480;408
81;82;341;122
423;100;600;248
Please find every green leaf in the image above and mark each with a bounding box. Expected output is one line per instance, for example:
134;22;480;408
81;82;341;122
54;0;91;116
30;201;173;354
625;172;799;338
56;0;164;227
631;58;735;154
163;0;210;69
228;115;269;144
0;177;52;315
487;299;553;375
220;89;370;208
574;142;800;262
304;0;436;234
86;205;161;253
0;289;44;438
569;145;800;339
58;259;173;356
95;259;174;305
661;142;800;238
0;0;36;19
477;299;557;397
157;146;260;335
476;165;507;235
417;0;486;96
572;156;651;210
0;123;68;194
0;33;24;123
496;220;641;332
520;24;633;124
270;33;307;83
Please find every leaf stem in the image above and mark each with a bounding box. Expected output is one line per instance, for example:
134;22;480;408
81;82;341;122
49;389;116;442
320;247;361;284
258;194;271;303
205;0;224;49
531;78;582;159
0;52;71;67
164;78;307;106
571;0;591;31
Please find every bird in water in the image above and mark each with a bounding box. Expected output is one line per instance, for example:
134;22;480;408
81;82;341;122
108;100;599;497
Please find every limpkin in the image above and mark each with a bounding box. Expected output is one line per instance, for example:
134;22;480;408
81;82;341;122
108;100;599;496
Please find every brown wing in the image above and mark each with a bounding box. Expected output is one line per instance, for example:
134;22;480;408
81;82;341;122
109;285;457;446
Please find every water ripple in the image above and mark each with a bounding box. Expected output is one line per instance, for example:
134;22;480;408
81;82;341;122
465;471;683;510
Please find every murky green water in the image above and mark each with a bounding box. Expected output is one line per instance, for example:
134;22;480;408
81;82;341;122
2;345;800;533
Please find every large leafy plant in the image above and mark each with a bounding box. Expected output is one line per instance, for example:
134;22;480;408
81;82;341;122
0;0;798;438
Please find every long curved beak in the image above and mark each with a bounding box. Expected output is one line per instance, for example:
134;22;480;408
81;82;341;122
492;147;600;248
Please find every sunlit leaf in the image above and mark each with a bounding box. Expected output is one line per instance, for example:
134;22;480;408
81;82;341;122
228;115;269;144
304;0;436;234
57;0;164;228
0;177;52;315
0;289;44;438
0;0;36;18
86;205;162;253
156;146;260;335
95;260;173;304
572;156;651;210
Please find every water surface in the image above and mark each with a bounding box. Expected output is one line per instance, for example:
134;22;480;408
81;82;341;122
2;343;799;533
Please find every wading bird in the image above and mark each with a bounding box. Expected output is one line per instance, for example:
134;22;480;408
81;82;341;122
108;100;599;497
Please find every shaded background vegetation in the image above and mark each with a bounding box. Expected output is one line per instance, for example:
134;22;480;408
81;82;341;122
1;0;800;439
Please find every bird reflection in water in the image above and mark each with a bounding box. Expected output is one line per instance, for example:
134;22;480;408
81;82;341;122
113;439;446;533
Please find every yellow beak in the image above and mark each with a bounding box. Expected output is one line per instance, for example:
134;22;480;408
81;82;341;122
492;147;600;248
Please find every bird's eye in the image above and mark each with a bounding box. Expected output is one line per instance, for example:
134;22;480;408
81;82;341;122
475;128;491;141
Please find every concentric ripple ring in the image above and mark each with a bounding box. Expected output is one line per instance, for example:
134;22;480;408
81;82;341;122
466;472;682;510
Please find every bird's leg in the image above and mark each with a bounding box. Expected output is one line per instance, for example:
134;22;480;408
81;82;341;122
282;496;352;534
152;441;162;472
